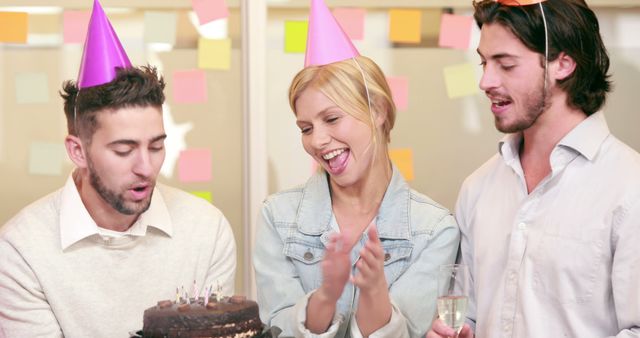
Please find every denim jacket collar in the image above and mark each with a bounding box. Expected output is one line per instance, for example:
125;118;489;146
296;165;411;240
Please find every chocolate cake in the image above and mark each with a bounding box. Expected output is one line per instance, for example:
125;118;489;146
142;295;263;338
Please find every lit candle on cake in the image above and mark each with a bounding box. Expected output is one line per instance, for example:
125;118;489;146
215;281;223;302
192;280;198;300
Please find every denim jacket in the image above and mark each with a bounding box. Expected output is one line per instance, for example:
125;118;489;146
253;166;460;338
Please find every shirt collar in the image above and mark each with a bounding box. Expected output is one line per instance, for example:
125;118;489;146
497;111;610;162
296;165;411;240
557;111;610;161
59;175;173;250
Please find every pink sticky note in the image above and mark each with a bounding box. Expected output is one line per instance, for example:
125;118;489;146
387;76;409;111
178;149;212;182
332;8;366;41
439;13;473;50
173;70;207;104
63;11;90;44
191;0;229;25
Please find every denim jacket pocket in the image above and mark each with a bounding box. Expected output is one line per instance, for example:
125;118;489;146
381;241;413;284
284;238;325;291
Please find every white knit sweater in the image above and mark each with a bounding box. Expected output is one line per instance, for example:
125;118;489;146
0;177;236;338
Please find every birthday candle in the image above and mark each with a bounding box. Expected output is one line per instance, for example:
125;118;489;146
192;280;198;299
175;287;180;303
215;280;222;302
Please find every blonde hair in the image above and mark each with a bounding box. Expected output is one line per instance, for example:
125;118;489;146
288;56;396;161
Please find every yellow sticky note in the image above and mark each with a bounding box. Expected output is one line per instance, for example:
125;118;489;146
389;148;414;181
191;191;213;203
0;12;28;43
443;63;479;99
284;21;308;53
389;9;422;44
198;38;231;70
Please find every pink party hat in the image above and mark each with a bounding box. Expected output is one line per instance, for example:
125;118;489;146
77;0;131;88
304;0;360;67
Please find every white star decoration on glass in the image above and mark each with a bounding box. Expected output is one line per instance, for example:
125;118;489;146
160;104;193;178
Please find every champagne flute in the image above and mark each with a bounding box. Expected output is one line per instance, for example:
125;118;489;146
437;264;469;335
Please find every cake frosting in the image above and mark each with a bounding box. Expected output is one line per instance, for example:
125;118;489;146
142;295;263;338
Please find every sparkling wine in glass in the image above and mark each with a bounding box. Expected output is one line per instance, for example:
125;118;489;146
437;264;469;334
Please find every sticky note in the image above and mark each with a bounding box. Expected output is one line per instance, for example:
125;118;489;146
388;9;422;44
178;149;212;182
191;191;213;203
443;63;479;98
439;14;473;50
0;12;28;43
284;21;308;53
192;0;229;25
63;11;90;44
333;8;366;40
389;148;414;181
387;77;409;111
173;70;207;104
29;142;66;176
16;73;49;104
198;38;231;70
144;11;177;45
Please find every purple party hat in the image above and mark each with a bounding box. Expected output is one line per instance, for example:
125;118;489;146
77;0;131;88
304;0;360;67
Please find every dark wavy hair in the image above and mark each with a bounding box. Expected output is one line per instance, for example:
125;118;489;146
473;0;611;115
60;65;166;141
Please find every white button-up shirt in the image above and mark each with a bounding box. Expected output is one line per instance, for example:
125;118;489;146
456;112;640;338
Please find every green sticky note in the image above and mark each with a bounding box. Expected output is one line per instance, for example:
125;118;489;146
144;11;177;45
16;73;49;104
29;142;66;176
285;21;308;53
191;191;213;203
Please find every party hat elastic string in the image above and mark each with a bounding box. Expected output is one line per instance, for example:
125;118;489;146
539;2;549;94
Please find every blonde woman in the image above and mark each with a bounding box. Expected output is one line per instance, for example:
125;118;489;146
253;54;460;338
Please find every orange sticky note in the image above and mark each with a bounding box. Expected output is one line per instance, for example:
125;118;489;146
191;191;213;203
173;70;207;103
198;38;231;70
192;0;229;25
178;149;212;182
443;63;479;99
387;76;409;111
63;11;90;44
439;14;473;50
0;12;28;43
389;148;414;181
333;8;366;41
285;21;308;53
388;9;422;44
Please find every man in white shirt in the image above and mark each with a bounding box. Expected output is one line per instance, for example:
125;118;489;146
0;3;235;336
428;0;640;337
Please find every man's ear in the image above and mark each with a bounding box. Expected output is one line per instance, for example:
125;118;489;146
553;52;577;81
65;135;88;169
